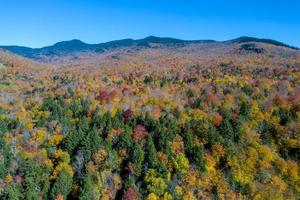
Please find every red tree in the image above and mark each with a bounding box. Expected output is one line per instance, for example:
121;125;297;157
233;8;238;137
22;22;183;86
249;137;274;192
122;187;136;200
132;125;148;141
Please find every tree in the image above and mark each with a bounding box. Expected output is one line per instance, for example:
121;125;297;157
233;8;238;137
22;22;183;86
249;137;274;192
0;132;12;179
132;125;148;141
144;169;166;196
219;118;235;142
132;143;144;176
182;123;194;156
259;121;274;146
146;193;158;200
113;110;125;128
207;125;224;147
63;117;89;154
50;170;73;200
124;109;134;121
239;101;251;118
172;153;190;174
192;144;206;173
80;98;90;117
55;194;64;200
79;172;94;200
81;126;102;162
275;108;293;125
146;135;158;168
117;126;132;151
102;112;112;138
0;184;22;200
19;159;43;200
122;187;137;200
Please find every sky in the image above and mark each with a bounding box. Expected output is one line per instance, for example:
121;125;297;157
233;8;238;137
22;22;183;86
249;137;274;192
0;0;299;48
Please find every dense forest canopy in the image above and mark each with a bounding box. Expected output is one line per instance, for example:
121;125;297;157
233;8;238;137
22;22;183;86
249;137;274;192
0;41;299;200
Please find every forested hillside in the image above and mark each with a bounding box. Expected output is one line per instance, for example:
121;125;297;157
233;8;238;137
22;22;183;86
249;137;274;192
0;40;299;200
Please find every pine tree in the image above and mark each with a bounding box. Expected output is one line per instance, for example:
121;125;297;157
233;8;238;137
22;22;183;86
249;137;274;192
124;175;135;189
182;123;194;156
132;143;144;176
207;125;223;146
63;117;90;155
192;144;206;173
117;126;132;151
146;135;158;168
1;184;22;200
102;112;112;138
20;159;42;200
81;126;102;162
113;110;125;128
79;172;94;200
219;117;236;154
239;101;251;119
219;118;235;142
0;132;12;179
50;170;73;200
80;98;90;117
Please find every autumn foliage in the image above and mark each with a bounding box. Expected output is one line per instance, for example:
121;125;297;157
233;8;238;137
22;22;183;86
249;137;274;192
0;49;299;199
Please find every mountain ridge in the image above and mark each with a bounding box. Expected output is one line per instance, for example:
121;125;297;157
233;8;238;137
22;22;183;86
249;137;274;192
0;36;298;60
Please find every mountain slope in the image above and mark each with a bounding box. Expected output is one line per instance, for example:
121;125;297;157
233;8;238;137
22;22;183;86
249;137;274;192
0;49;46;69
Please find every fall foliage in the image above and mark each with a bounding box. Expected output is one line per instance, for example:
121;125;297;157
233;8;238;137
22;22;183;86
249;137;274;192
0;42;299;199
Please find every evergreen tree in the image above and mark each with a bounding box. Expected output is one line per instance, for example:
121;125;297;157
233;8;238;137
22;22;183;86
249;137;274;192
124;175;136;190
219;118;235;142
219;117;236;154
69;98;81;118
192;144;206;173
63;117;89;154
90;106;102;128
117;126;132;151
102;112;112;138
146;135;158;168
79;172;94;200
239;101;251;119
1;184;22;200
207;125;224;147
182;123;194;156
50;170;73;200
81;126;102;162
113;110;125;128
18;156;50;199
20;159;42;200
143;113;158;133
276;108;293;125
0;132;12;179
260;120;274;146
132;143;144;176
80;98;90;117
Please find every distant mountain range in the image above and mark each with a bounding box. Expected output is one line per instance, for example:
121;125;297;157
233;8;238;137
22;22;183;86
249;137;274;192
0;36;298;60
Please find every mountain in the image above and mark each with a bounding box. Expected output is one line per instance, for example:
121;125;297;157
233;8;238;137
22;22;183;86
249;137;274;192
230;36;298;50
0;36;217;58
1;36;297;62
0;39;94;59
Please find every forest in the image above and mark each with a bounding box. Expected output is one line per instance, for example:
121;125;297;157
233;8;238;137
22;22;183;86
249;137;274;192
0;42;299;200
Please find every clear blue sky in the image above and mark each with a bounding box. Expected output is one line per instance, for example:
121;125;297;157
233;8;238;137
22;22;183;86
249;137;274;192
0;0;299;48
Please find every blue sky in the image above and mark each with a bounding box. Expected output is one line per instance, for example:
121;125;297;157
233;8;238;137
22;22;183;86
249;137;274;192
0;0;299;48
